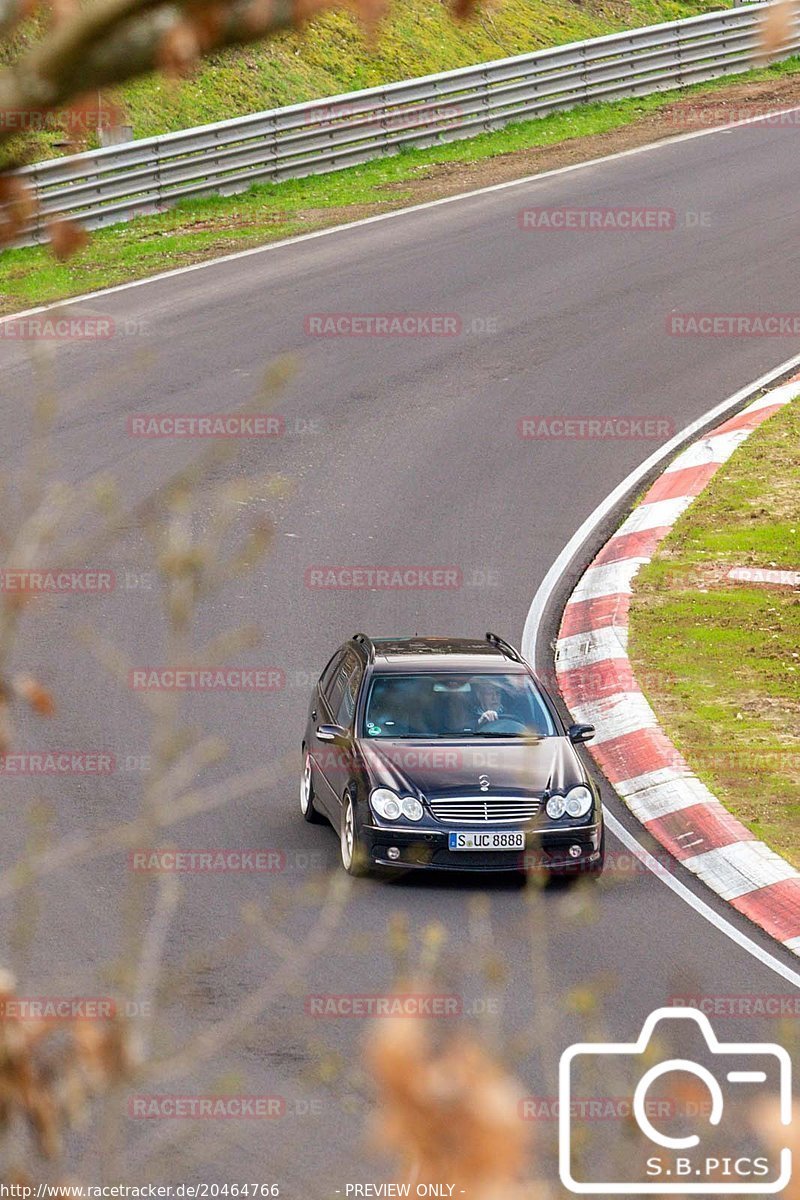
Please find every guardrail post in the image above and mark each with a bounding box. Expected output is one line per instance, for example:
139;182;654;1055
431;77;441;143
210;127;221;194
745;7;758;68
379;88;389;156
153;136;163;214
268;114;279;182
27;164;42;244
322;102;336;171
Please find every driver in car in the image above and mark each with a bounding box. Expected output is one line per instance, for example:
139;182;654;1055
471;678;506;727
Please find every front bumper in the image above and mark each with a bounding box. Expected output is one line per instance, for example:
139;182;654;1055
362;821;603;873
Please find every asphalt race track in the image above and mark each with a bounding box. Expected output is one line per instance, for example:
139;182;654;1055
3;112;800;1192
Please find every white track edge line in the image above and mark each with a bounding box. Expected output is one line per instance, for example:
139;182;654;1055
522;352;800;988
4;102;800;322
603;810;800;987
522;351;800;653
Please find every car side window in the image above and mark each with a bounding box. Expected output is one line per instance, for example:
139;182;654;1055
325;653;354;718
335;656;364;729
319;651;344;707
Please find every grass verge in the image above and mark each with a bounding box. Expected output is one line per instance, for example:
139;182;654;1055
628;395;800;868
2;57;800;315
115;0;718;137
6;0;721;158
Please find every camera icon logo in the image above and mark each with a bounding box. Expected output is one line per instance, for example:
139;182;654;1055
559;1006;792;1194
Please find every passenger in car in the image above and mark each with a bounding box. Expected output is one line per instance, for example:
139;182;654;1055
369;679;425;736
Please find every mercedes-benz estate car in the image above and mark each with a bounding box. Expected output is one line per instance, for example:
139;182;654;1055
300;633;604;878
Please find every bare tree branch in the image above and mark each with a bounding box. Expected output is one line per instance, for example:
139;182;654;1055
0;752;294;900
141;872;351;1083
130;871;181;1062
0;0;301;155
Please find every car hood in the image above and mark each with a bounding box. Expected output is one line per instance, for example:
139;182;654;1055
358;737;582;798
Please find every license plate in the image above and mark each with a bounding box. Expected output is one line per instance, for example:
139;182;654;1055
448;830;525;851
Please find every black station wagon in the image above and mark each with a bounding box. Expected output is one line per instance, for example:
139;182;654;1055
300;633;604;878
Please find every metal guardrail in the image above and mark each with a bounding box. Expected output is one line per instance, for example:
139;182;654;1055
13;1;800;242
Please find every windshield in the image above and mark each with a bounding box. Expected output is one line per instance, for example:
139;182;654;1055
362;672;557;739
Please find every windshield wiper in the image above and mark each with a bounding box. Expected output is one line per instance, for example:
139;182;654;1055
470;731;544;739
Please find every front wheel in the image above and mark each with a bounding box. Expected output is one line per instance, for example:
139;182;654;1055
300;750;324;824
340;793;369;876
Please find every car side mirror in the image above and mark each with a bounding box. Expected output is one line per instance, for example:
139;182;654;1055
317;723;349;746
568;723;595;744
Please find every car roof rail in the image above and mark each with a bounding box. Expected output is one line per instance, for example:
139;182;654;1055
485;631;524;664
352;632;376;661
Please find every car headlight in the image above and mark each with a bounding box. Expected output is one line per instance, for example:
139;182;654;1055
565;785;593;818
401;796;424;821
371;788;402;820
546;795;566;819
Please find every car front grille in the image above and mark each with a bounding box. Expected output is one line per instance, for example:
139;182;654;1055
428;795;542;823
